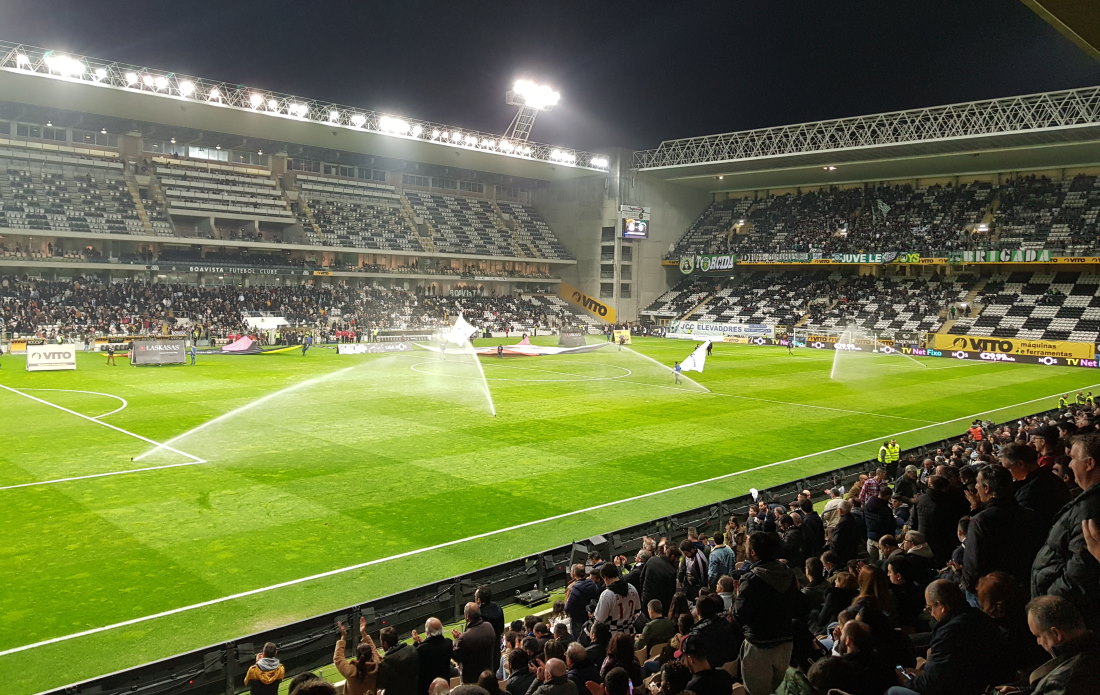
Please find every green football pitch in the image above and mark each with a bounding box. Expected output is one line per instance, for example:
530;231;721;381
2;336;1097;693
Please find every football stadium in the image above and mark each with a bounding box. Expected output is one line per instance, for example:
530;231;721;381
3;4;1100;695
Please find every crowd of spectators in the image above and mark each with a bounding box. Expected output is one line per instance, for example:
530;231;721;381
250;403;1100;695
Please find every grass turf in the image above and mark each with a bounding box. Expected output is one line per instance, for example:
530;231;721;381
2;336;1097;693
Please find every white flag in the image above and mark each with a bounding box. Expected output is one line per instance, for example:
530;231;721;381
446;315;478;345
681;340;710;373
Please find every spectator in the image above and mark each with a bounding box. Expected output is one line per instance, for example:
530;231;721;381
829;500;862;562
688;593;739;672
1032;433;1100;624
564;643;600;694
1022;595;1100;695
859;467;888;505
335;620;382;695
478;671;503;695
594;563;641;635
912;474;970;566
734;532;801;695
585;622;611;667
524;658;577;695
714;575;735;612
476;587;506;668
849;564;895;617
635;599;675;651
454;603;496;684
600;632;642;685
799;498;826;559
864;485;896;563
975;572;1046;676
380;626;420;695
291;680;338;695
802;557;830;608
566;564;602;641
705;533;735;588
1001;442;1070;530
640;546;678;614
677;635;733;695
963;465;1043;592
838;620;896;695
504;650;535;695
654;660;692;695
552;623;573;652
414;618;454;695
244;642;285;695
886;555;924;630
894;465;923;505
677;539;708;600
814;570;858;635
897;579;1008;695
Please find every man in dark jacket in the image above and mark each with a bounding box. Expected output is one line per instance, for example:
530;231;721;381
380;627;421;695
565;564;602;641
524;658;578;695
1002;442;1070;532
452;603;496;683
476;586;505;671
829;500;861;562
1023;595;1100;695
913;474;970;566
799;499;826;559
963;465;1042;592
1032;434;1100;624
564;643;600;695
640;546;678;611
734;532;800;695
413;618;454;695
863;486;896;563
903;579;1009;695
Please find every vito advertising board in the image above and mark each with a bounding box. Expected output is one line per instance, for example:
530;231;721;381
26;343;78;371
929;334;1096;360
559;281;617;323
130;339;187;366
667;320;774;339
337;342;412;355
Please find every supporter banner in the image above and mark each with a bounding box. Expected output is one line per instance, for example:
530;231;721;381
948;250;1053;264
738;252;818;264
679;254;738;274
312;270;334;276
131;339;187;365
667;320;774;339
337;342;412;355
26;343;78;371
929;334;1096;360
736;251;947;266
613;329;632;345
559;281;617;323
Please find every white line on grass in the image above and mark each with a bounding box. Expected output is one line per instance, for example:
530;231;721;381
0;384;205;464
21;388;129;419
3;382;1092;658
0;461;210;491
132;366;355;462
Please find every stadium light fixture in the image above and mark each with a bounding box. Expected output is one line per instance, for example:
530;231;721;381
464;134;477;145
92;67;108;82
451;131;462;142
329;110;340;122
44;54;85;77
411;124;423;137
141;74;155;88
249;93;263;108
379;115;410;135
431;129;442;139
100;127;107;134
178;79;195;97
154;75;169;91
266;98;278;111
207;87;221;101
823;165;838;171
350;114;366;128
124;71;138;86
591;156;609;168
509;79;560;111
289;102;308;118
15;53;30;67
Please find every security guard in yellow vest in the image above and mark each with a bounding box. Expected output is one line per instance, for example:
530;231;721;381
1059;394;1069;409
885;440;901;476
1088;392;1095;406
1077;391;1087;405
877;441;890;465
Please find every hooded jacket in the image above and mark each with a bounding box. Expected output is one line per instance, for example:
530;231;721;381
244;657;285;695
594;578;641;635
733;559;800;647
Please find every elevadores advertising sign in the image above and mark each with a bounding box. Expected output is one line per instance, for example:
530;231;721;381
26;343;78;371
559;281;617;323
667;320;774;339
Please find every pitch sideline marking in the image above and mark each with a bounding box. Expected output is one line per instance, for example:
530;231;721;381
1;382;1092;659
20;388;129;419
0;461;211;491
0;384;205;464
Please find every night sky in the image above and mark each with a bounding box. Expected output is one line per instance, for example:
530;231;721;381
3;0;1098;152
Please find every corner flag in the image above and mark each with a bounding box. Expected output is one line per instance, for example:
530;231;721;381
681;340;710;373
446;315;478;345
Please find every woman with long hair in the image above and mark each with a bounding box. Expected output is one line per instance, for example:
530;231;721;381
666;592;690;624
333;620;381;695
849;564;895;617
600;632;643;686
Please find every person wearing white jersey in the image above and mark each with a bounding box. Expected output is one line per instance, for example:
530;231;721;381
593;562;641;635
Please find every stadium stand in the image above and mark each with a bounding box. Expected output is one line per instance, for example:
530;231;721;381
292;173;422;251
949;271;1100;341
154;158;294;221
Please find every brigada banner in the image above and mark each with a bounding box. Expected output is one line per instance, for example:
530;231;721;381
26;343;78;371
929;334;1096;360
667;320;773;339
948;249;1053;264
559;281;616;323
131;339;187;365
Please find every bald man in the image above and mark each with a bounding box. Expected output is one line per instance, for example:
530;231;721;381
452;603;496;684
526;658;578;695
413;617;454;695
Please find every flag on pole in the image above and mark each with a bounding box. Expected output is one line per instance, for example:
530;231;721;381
876;199;891;217
681;340;711;373
446;315;478;345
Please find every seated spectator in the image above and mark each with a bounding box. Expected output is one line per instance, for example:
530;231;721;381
714;575;735;611
599;632;641;686
886;555;925;630
525;658;577;695
244;642;285;695
813;570;858;635
335;620;381;695
504;650;536;695
838;620;897;695
478;670;503;695
688;593;739;671
635;599;675;651
802;557;830;608
552;623;573;651
291;680;338;695
677;635;733;695
652;660;691;695
564;643;600;693
585;622;611;667
975;572;1046;677
1020;595;1100;695
848;564;895;618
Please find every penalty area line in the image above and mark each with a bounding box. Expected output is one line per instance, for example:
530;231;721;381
0;382;1085;659
0;384;205;464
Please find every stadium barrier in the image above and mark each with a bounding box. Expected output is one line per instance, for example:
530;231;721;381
41;408;1057;695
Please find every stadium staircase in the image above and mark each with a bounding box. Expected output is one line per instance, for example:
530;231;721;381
400;196;436;252
122;176;155;235
681;294;717;320
490;201;528;258
939;278;988;334
795;298;839;327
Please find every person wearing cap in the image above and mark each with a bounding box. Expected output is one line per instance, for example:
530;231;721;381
677;634;733;695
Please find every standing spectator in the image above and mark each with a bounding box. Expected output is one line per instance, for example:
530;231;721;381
565;564;601;642
799;498;826;559
894;465;923;505
829;500;861;562
863;486;896;563
706;533;735;589
244;642;285;695
912;475;969;566
640;546;678;613
380;626;420;695
821;488;845;533
1001;442;1070;531
676;539;708;600
859;468;888;505
964;465;1043;592
413;618;454;695
734;532;801;695
335;621;382;695
453;603;497;684
1022;595;1100;695
476;586;506;670
594;563;641;635
1032;434;1100;624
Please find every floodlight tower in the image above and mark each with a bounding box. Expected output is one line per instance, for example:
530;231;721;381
505;79;560;142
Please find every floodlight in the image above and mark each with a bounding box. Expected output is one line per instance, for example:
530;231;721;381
450;131;462;141
170;137;176;144
411;124;423;137
510;79;560;110
257;149;263;155
15;54;30;67
92;67;108;81
100;127;107;134
329;110;340;122
45;54;85;77
249;93;263;108
266;99;278;110
591;156;608;168
464;135;477;145
208;87;221;100
178;80;195;97
124;71;138;85
499;140;514;151
379;116;410;134
141;74;154;87
215;144;221;150
350;114;366;127
480;138;493;147
431;129;442;139
550;149;562;160
154;75;168;90
289;103;308;117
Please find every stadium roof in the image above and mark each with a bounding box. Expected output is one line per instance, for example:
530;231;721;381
634;86;1100;192
0;41;610;181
